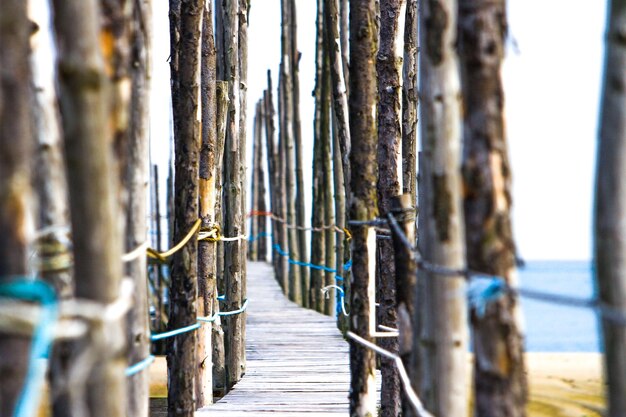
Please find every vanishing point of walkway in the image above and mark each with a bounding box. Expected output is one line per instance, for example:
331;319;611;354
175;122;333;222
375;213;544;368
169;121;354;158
197;261;352;416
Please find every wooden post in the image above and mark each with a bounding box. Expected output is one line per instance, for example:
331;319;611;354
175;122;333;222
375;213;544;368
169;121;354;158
167;0;204;415
389;194;417;416
402;0;418;205
280;0;302;305
197;1;217;407
594;1;626;416
310;0;326;313
288;0;310;307
152;166;167;334
324;0;351;196
222;0;245;388
254;101;269;261
249;103;260;261
0;1;34;414
458;2;527;416
273;73;289;291
416;0;468;415
339;0;350;92
376;1;405;414
348;1;378;415
125;1;151;415
52;0;127;415
212;80;229;397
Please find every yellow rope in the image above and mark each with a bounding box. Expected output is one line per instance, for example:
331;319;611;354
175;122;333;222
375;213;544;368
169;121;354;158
147;219;202;261
343;228;352;241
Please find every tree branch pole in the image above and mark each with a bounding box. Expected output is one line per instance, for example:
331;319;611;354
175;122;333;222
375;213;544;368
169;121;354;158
348;0;379;415
594;1;626;416
167;0;204;415
415;0;468;415
402;0;418;205
53;0;127;415
376;1;406;414
0;1;35;414
197;1;218;407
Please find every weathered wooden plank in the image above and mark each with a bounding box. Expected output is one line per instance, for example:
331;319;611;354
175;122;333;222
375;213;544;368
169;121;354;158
196;261;376;416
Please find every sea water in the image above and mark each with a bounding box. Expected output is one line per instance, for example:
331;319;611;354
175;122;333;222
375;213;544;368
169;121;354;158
519;260;600;352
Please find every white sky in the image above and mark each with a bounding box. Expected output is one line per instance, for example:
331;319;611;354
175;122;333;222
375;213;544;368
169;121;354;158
151;1;608;261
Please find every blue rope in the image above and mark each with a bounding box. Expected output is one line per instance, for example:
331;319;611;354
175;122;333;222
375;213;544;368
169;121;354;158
217;294;226;301
0;279;57;417
343;259;352;271
150;322;202;341
467;277;506;318
126;355;156;377
248;232;273;242
273;243;342;274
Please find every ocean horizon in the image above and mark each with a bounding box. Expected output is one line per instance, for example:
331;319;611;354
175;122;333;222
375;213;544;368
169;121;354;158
518;260;600;352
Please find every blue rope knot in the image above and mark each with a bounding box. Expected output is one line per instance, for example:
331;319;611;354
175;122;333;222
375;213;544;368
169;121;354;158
467;277;507;318
0;279;58;417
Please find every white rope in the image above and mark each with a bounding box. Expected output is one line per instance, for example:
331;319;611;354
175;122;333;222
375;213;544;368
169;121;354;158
321;285;349;317
347;331;434;417
121;241;149;263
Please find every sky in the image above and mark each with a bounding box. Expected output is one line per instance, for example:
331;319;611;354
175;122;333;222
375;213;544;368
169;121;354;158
150;1;608;261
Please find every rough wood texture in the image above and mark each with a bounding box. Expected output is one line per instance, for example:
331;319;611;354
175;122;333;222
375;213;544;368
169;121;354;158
253;102;268;261
168;0;204;415
458;1;527;416
289;0;310;306
389;195;417;416
402;0;418;204
415;0;468;415
125;1;152;415
249;104;261;261
275;73;289;292
212;81;229;397
348;0;379;415
197;262;380;416
325;0;352;200
376;1;405;414
222;0;245;389
280;0;302;305
594;1;626;416
0;1;34;414
310;0;326;313
198;2;218;407
339;0;350;93
53;0;126;415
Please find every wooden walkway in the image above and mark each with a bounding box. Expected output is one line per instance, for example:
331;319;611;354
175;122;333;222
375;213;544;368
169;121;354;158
197;261;353;416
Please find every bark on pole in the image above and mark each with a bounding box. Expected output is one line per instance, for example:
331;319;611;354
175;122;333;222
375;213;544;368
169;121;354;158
325;0;352;198
402;0;418;204
222;0;245;388
280;0;302;305
388;194;417;416
340;0;350;92
197;1;217;407
125;1;152;415
212;80;229;396
416;0;468;415
254;101;269;261
0;1;34;415
594;1;626;416
237;0;248;375
275;74;289;291
167;0;204;415
458;2;527;416
249;106;260;261
348;1;378;415
52;0;127;415
289;0;310;306
376;1;405;414
310;0;326;313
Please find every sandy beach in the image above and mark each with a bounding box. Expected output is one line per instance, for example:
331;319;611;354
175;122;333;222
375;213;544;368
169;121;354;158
148;353;605;416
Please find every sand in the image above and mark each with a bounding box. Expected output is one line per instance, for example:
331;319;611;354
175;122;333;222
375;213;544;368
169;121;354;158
147;353;605;416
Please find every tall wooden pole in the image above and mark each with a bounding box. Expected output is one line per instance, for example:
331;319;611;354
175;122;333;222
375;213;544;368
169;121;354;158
310;0;326;313
168;0;204;415
52;0;127;415
249;105;260;261
458;2;527;416
0;1;34;414
254;101;269;261
389;194;417;416
197;1;218;407
289;0;310;306
280;0;302;305
402;0;418;205
348;0;378;415
594;1;626;416
339;0;350;92
416;0;468;415
212;81;229;397
275;74;289;291
376;0;405;414
222;0;245;388
125;1;152;416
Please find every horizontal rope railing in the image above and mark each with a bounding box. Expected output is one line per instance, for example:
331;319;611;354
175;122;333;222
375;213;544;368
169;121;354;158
248;210;351;238
355;214;626;327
